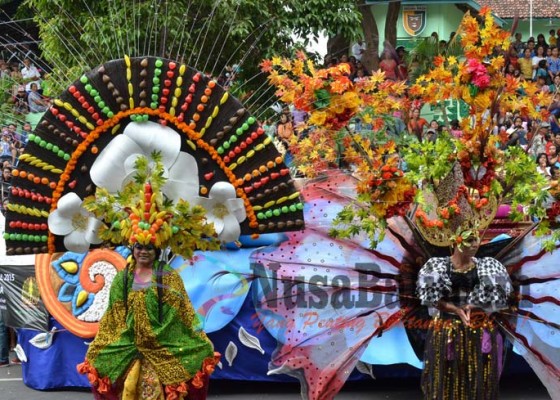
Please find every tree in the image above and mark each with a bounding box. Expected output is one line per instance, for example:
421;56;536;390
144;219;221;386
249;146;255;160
343;1;401;72
364;1;400;71
20;0;362;97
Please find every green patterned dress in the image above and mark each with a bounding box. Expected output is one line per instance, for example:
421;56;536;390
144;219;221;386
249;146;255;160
78;262;219;399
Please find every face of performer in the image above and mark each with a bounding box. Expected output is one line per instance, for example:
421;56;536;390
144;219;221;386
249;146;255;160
457;237;480;257
133;243;157;267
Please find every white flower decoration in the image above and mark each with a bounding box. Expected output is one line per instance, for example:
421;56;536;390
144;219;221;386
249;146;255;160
195;182;247;242
90;121;199;203
48;192;103;253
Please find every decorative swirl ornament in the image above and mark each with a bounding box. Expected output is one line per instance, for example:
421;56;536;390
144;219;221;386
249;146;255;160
35;248;128;338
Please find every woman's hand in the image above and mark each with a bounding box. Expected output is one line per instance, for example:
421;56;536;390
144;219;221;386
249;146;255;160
460;304;477;327
437;300;471;326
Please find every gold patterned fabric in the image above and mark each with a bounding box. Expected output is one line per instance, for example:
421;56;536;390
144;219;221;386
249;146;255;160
421;313;503;400
77;262;219;399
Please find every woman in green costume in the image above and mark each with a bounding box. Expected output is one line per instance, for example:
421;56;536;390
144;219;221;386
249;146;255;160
77;157;221;400
78;242;219;400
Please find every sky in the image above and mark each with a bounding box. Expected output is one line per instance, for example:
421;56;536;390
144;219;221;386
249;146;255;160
306;33;328;58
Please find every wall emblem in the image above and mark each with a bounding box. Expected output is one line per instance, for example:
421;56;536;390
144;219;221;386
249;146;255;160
403;6;427;37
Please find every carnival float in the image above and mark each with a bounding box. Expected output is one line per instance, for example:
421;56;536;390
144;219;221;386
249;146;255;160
0;6;558;400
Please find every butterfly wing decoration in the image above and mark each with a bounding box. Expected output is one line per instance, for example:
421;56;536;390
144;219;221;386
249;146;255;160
496;233;560;400
171;248;258;333
4;56;304;255
251;170;424;399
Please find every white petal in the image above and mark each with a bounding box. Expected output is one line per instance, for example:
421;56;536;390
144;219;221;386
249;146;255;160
28;332;53;350
63;230;90;253
163;152;200;203
164;179;200;204
90;134;143;193
14;343;27;361
206;214;225;234
55;192;84;218
209;182;236;202
218;214;241;242
191;196;216;210
123;153;143;176
119;169;140;191
225;198;247;222
48;193;84;236
85;218;104;244
48;210;74;236
123;121;180;168
168;152;198;180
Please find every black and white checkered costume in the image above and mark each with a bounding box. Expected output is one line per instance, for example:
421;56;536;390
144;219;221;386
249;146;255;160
417;257;512;315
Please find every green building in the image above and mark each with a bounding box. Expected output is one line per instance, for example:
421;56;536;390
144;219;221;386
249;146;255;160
369;0;560;50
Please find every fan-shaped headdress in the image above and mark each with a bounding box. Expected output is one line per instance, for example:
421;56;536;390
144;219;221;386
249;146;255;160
4;56;305;255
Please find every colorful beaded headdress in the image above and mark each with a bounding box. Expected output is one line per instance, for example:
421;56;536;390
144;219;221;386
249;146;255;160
4;56;305;255
81;153;220;259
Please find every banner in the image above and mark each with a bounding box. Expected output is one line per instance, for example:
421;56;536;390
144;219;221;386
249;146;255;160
0;264;49;331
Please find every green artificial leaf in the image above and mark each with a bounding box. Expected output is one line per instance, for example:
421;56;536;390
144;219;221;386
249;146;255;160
314;89;331;109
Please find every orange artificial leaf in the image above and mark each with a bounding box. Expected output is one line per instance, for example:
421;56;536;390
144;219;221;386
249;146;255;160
260;59;273;73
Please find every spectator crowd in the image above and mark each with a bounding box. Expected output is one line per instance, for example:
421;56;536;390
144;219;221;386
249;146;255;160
0;51;49;216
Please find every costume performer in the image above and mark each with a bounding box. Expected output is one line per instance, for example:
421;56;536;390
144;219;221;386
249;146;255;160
417;236;513;400
78;242;219;400
1;54;303;396
75;156;224;400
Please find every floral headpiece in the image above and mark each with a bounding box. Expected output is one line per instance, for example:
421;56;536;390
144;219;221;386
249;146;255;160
413;162;497;247
83;153;220;259
449;221;481;249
